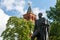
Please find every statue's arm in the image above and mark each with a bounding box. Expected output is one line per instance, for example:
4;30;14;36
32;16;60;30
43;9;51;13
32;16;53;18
43;19;50;35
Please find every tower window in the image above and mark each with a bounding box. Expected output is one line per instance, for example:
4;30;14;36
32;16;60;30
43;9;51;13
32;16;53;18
32;16;34;20
34;18;36;21
27;16;30;20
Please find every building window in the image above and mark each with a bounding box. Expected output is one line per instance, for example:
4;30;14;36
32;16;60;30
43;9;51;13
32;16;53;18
27;16;30;20
34;18;35;21
32;16;34;20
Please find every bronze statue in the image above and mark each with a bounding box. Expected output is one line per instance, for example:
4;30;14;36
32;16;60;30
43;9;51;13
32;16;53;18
31;13;50;40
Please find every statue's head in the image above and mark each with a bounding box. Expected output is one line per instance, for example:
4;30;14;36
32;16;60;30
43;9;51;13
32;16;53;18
38;13;42;18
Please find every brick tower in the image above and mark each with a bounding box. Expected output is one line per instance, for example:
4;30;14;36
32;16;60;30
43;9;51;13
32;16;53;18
23;2;36;22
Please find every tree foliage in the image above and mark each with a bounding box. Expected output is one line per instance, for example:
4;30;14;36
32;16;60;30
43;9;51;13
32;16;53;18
46;0;60;22
1;17;34;40
49;21;60;40
46;0;60;40
46;7;56;21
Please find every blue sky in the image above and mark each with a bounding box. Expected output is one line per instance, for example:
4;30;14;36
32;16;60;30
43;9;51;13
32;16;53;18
0;0;56;40
0;0;56;17
25;0;56;10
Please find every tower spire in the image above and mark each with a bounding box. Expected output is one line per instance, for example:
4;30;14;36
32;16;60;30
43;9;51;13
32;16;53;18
23;0;36;23
27;1;32;13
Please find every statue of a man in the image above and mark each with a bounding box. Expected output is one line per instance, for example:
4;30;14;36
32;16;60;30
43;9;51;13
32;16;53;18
31;13;50;40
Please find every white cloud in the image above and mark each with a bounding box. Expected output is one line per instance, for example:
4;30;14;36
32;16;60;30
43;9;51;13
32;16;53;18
40;10;47;18
0;0;47;19
2;0;15;10
0;0;25;14
0;9;10;40
0;37;3;40
33;8;40;14
33;8;40;19
33;7;47;19
15;0;25;14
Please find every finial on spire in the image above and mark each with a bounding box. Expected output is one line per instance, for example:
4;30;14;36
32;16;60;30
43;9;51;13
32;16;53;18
28;0;31;6
27;0;32;13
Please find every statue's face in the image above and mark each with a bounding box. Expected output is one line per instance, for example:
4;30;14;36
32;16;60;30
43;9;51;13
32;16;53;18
38;13;42;18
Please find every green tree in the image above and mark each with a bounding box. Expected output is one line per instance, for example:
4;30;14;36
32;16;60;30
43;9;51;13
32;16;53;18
1;17;34;40
46;0;60;40
49;21;60;40
46;0;60;22
56;0;60;21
